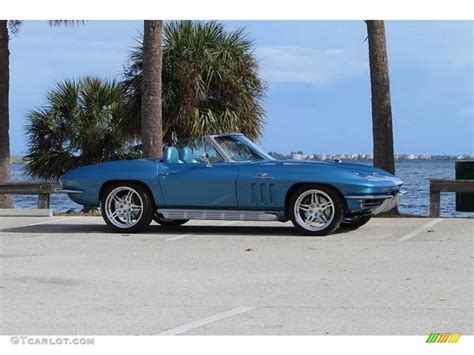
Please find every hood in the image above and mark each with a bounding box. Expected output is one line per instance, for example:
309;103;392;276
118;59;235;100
279;159;394;177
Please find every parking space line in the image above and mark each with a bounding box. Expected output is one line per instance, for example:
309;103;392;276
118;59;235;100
158;306;255;335
397;218;443;242
165;221;237;241
166;232;195;242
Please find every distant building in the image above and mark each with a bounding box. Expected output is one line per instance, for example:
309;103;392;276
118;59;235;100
269;151;469;162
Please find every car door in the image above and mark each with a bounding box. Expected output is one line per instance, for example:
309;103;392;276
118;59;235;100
158;139;238;208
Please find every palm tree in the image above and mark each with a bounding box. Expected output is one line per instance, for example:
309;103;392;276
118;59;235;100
0;21;11;208
25;77;139;180
0;20;83;207
366;20;398;215
366;20;396;175
122;20;265;145
141;20;163;158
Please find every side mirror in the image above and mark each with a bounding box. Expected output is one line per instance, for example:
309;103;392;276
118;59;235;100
202;153;213;167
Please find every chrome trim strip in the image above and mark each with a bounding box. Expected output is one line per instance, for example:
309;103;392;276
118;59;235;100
209;133;244;138
345;194;394;200
157;208;283;221
55;188;84;194
345;190;407;200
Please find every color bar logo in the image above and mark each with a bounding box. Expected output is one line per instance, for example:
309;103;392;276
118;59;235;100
426;333;461;343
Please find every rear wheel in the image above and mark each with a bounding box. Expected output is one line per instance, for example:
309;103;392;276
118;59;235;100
289;185;345;236
340;215;372;229
101;182;154;233
153;213;188;227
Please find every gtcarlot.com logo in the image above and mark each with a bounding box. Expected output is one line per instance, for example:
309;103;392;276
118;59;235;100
426;333;462;343
10;336;95;346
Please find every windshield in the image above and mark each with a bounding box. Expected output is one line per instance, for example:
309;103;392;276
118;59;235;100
213;135;273;162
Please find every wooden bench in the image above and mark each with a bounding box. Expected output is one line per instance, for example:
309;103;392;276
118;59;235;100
0;182;60;209
429;179;474;217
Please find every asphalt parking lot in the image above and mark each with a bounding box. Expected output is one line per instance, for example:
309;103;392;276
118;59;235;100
0;216;472;335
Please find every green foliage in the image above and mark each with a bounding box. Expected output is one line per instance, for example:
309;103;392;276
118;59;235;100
122;20;265;144
25;21;266;180
25;77;139;180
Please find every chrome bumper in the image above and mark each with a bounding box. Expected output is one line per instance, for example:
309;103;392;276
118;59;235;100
371;192;404;215
345;190;406;215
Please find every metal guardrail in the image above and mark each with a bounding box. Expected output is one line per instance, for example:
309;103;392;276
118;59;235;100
429;179;474;217
0;182;60;209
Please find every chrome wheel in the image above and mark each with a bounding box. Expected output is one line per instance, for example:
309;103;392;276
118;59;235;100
104;186;144;229
293;189;335;232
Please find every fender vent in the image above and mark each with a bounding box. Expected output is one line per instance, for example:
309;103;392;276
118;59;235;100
250;183;275;206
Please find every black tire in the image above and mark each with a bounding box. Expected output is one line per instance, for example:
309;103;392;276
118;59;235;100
153;213;189;227
340;215;372;229
100;182;154;233
289;184;345;236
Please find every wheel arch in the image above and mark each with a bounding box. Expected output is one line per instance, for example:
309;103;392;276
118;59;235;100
284;182;348;216
99;180;157;207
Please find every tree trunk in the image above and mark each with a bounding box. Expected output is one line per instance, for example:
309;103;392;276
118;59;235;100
366;20;396;174
0;20;13;208
366;20;398;215
141;20;163;158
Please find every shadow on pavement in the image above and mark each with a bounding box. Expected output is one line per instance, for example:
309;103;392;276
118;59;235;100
0;222;354;237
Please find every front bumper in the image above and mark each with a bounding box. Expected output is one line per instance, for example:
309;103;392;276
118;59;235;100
345;190;406;215
370;192;404;215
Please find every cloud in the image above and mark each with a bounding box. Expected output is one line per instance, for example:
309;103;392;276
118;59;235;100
255;45;368;86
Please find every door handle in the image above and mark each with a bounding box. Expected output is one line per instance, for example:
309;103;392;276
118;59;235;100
161;171;176;177
255;172;273;179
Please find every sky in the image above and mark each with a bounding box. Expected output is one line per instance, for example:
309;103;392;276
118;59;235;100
7;20;474;156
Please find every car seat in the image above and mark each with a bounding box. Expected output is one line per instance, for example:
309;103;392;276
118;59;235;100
164;146;181;163
179;146;198;163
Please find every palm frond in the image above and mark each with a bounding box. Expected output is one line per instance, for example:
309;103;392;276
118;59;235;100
7;20;22;35
47;20;85;27
25;77;133;180
122;20;266;144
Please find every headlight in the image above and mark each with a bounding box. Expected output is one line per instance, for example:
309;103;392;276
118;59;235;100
351;171;371;177
351;171;385;180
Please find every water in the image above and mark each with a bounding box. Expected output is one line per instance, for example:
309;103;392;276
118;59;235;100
10;163;83;213
9;161;474;217
373;160;472;218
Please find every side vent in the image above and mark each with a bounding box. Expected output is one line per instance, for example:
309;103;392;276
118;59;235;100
250;183;276;206
251;183;258;203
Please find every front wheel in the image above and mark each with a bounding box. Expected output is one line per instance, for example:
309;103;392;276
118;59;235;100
101;183;154;233
289;185;345;236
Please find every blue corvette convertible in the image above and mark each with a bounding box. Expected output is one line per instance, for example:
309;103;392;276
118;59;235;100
58;133;405;236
